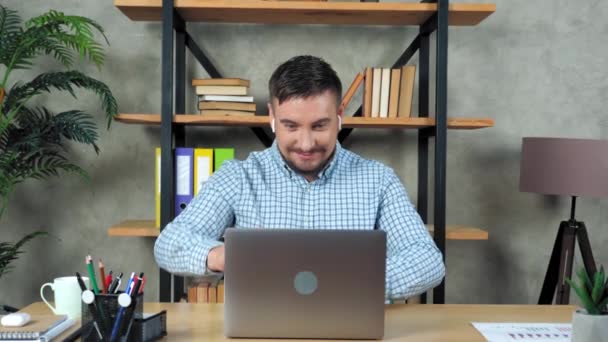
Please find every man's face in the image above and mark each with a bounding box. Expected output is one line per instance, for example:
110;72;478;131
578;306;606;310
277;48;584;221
268;90;342;181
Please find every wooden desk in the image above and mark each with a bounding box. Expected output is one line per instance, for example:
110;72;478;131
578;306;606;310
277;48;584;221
23;302;575;341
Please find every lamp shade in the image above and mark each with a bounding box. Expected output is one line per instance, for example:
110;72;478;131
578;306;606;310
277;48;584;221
519;137;608;197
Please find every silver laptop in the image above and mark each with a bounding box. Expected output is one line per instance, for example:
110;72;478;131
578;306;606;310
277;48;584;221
224;229;386;340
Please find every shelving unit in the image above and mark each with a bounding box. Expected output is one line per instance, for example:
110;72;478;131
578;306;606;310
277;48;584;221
109;220;490;240
114;0;494;25
115;114;494;129
112;0;496;303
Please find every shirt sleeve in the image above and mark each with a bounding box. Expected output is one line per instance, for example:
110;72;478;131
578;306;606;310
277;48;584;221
376;168;446;300
153;160;241;276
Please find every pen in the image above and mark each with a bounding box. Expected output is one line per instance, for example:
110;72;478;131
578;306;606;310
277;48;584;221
75;272;88;292
81;290;104;340
108;272;123;294
124;272;135;294
135;273;144;295
84;258;110;334
98;259;106;294
86;255;100;294
110;275;139;342
109;271;134;340
120;273;145;341
107;273;118;293
106;270;113;292
139;275;146;294
109;300;127;342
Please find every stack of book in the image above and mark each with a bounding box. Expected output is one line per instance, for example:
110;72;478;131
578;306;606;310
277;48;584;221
188;274;224;303
193;78;256;116
340;65;416;119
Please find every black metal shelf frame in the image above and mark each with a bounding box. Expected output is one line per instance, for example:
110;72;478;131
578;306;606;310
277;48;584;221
158;0;449;304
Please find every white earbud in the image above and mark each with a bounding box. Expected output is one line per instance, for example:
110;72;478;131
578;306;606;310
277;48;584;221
271;119;275;133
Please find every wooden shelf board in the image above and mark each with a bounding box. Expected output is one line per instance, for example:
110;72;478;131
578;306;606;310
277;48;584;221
108;220;159;236
108;220;488;240
114;0;495;26
426;224;489;240
115;114;494;129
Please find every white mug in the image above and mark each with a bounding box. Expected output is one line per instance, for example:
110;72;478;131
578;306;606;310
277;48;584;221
40;276;89;319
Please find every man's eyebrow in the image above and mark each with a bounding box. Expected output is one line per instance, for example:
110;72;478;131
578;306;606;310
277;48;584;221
279;118;331;126
279;119;298;125
312;118;331;125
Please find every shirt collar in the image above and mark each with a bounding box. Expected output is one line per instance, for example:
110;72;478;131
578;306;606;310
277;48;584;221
270;140;342;182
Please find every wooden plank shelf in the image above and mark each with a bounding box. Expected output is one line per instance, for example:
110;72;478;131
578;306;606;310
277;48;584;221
114;0;495;26
115;114;494;129
108;220;160;237
108;220;489;240
425;224;489;241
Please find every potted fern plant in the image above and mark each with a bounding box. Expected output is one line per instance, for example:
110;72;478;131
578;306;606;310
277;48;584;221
0;4;117;287
565;266;608;341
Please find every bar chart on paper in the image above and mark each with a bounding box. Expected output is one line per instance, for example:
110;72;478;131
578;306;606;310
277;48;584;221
471;322;571;341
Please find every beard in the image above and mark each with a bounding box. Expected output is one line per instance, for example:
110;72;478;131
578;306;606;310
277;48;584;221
281;146;334;179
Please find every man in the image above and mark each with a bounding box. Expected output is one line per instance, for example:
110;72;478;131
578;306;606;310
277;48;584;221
154;55;445;300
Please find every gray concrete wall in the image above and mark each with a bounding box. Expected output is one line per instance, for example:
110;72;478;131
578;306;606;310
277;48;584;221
2;0;607;308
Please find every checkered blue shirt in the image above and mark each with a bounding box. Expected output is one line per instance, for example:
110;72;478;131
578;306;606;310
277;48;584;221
154;141;445;299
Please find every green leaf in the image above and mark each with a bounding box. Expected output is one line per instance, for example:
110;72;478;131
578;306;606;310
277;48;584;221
0;5;22;67
12;231;46;249
566;278;600;315
592;269;605;304
0;107;91;186
0;231;46;279
577;267;594;294
0;5;21;39
3;106;100;153
0;150;19;218
24;10;108;68
53;110;100;153
28;152;88;180
2;7;109;77
0;6;113;224
2;71;117;128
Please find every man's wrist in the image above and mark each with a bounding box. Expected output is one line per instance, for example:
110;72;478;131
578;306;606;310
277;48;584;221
207;245;220;271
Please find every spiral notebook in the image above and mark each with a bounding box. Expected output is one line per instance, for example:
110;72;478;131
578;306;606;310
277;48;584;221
0;314;73;341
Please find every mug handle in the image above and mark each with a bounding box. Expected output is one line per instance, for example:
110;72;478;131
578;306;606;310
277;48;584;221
40;282;58;314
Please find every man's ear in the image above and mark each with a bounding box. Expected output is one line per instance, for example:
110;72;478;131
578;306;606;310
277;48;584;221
268;102;275;133
337;106;344;131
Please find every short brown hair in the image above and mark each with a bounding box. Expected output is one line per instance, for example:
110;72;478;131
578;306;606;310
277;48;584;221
268;55;342;107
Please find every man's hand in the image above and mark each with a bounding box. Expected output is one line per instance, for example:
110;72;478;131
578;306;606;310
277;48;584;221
207;245;225;272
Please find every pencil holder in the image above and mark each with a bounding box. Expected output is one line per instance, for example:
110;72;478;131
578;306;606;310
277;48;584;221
81;292;144;342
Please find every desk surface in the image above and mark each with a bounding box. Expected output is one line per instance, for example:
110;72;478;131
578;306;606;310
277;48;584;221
23;302;576;341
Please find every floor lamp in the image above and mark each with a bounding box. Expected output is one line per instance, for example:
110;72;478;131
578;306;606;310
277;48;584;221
520;137;607;305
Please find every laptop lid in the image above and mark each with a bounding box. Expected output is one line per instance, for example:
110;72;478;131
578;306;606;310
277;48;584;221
224;229;386;339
